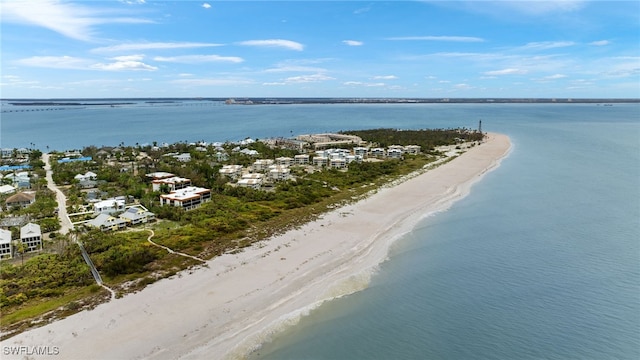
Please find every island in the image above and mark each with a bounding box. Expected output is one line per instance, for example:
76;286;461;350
0;128;510;359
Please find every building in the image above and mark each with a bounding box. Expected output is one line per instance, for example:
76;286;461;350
252;159;274;173
118;206;155;226
329;158;347;169
74;171;98;182
269;166;291;181
387;148;404;159
175;153;191;162
275;157;293;166
20;223;42;252
0;228;12;259
353;147;368;157
160;186;211;211
93;197;126;215
151;176;192;192
146;172;175;180
87;213;128;231
219;165;244;179
294;154;309;165
237;178;263;190
404;145;421;155
312;156;329;167
370;148;386;158
5;191;36;209
0;184;16;195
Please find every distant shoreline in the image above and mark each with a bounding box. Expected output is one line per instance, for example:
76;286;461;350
2;97;639;105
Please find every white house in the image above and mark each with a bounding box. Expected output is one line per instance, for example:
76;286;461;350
329;158;347;169
119;206;155;226
269;166;291;181
219;165;244;179
0;184;16;195
404;145;421;155
93;197;126;215
20;223;42;253
0;228;12;259
237;178;263;190
275;157;293;166
294;154;309;165
160;186;211;211
151;176;191;192
175;153;191;162
387;148;404;159
88;213;127;231
252;159;274;173
313;156;329;167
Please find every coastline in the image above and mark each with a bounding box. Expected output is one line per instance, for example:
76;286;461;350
1;133;511;360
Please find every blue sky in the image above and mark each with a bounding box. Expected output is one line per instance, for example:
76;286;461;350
1;0;638;98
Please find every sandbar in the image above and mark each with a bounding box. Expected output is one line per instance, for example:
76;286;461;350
1;133;511;360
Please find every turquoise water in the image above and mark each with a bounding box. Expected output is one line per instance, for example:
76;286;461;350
2;102;639;359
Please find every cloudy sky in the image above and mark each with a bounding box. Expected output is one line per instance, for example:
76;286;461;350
1;0;638;98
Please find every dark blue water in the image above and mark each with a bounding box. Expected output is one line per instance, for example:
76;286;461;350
2;102;638;359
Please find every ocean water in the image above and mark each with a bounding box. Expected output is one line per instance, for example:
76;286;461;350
2;102;639;359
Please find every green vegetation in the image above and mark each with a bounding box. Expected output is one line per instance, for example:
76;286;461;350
0;128;484;337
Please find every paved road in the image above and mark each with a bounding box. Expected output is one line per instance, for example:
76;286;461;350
42;153;73;235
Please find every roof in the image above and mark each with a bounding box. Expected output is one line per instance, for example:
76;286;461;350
0;184;16;194
20;223;41;237
88;213;127;228
0;229;11;244
161;186;210;201
6;192;35;204
119;206;155;221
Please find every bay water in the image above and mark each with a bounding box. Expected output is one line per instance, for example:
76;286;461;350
1;102;638;359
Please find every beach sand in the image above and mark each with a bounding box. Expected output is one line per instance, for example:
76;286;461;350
1;133;511;360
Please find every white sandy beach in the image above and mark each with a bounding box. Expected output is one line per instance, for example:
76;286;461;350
1;133;511;360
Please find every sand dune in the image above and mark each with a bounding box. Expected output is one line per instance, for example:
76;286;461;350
1;133;511;360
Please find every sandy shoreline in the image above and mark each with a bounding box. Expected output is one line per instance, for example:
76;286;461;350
1;133;511;360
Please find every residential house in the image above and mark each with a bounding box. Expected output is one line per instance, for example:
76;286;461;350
20;222;42;252
160;186;211;211
219;165;244;179
146;172;175;180
93;197;126;215
237;177;263;190
387;148;404;159
6;192;36;209
329;158;347;169
404;145;421;155
252;159;274;173
370;148;386;158
268;166;291;181
294;154;309;165
118;206;155;226
312;156;329;167
87;213;127;231
0;228;12;259
0;184;16;195
353;147;368;157
175;153;191;162
151;176;191;192
275;157;293;166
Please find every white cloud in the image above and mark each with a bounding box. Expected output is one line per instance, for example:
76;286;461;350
154;55;244;63
15;55;157;71
343;40;364;46
111;55;146;62
202;3;211;9
238;39;304;51
91;61;157;71
386;36;485;42
15;56;93;69
590;40;610;46
92;42;223;53
265;65;327;73
373;75;397;80
2;0;152;42
544;74;568;80
172;78;255;86
284;74;335;83
484;68;528;76
343;81;385;87
518;41;575;51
